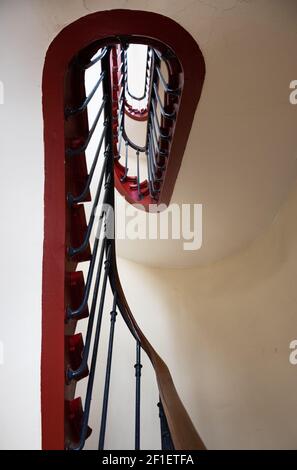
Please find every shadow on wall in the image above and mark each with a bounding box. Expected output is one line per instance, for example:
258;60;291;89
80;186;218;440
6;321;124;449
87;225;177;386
116;178;297;449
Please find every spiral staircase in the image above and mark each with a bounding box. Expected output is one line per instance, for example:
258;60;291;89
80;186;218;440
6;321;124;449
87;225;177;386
41;10;205;450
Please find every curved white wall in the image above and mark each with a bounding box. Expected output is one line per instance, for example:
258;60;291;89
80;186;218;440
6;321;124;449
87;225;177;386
116;180;297;449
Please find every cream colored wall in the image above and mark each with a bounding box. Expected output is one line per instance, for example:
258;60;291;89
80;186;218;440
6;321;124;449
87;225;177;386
114;180;297;449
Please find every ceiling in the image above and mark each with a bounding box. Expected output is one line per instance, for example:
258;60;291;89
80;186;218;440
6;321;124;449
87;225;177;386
112;0;297;267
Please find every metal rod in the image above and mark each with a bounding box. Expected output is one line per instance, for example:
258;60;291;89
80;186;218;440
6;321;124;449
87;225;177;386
84;47;108;69
153;83;176;120
68;136;109;206
67;171;111;319
71;245;111;450
66;97;107;156
147;140;160;191
67;237;106;381
120;141;129;182
68;173;111;258
125;47;151;101
67;235;99;320
134;340;142;450
149;129;164;171
98;291;118;450
148;137;162;187
155;64;181;96
117;46;149;155
150;125;168;161
157;400;175;450
65;71;105;117
122;127;146;153
136;150;141;200
146;149;155;197
118;126;123;157
150;105;171;141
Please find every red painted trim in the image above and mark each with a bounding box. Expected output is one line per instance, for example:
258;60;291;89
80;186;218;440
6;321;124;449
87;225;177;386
41;52;66;449
124;104;149;121
41;9;205;450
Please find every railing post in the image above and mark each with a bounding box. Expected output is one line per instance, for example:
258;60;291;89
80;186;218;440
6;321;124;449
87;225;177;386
136;150;141;200
98;292;118;450
134;340;142;450
157;400;175;450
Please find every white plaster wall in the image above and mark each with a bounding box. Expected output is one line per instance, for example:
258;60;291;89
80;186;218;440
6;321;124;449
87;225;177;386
115;180;297;449
0;0;47;450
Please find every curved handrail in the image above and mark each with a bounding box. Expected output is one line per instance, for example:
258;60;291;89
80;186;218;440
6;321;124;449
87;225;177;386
109;241;206;450
125;46;151;102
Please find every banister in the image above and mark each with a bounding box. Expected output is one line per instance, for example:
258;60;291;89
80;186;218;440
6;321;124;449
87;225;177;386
109;242;206;450
65;71;106;117
125;46;151;102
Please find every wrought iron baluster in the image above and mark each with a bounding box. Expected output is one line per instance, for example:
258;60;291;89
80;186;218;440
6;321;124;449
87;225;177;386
150;123;167;170
68;172;111;258
83;47;108;70
155;64;181;96
149;130;164;173
121;128;146;153
146;149;155;197
120;141;129;182
66;170;111;318
66;97;107;156
98;291;118;450
148;137;162;190
150;107;171;142
67;236;107;381
68;138;109;206
134;340;142;450
125;46;151;102
65;71;106;118
158;401;175;450
67;47;112;320
136;150;141;200
153;83;176;120
71;245;112;450
118;127;123;157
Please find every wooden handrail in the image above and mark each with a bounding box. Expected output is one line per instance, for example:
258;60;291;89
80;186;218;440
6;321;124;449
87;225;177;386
109;242;206;450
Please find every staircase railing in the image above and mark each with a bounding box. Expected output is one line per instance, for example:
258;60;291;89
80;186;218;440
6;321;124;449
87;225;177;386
112;43;182;207
124;45;151;121
63;42;206;450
